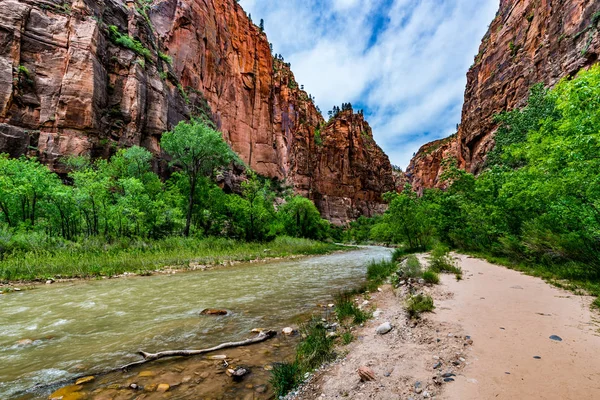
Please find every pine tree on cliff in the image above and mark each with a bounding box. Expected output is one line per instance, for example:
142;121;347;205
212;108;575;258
259;19;265;32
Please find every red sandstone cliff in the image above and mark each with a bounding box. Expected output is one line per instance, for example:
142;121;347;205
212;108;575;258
409;0;600;189
0;0;394;224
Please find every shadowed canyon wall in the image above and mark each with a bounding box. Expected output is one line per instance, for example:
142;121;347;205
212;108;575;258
0;0;395;224
409;0;600;189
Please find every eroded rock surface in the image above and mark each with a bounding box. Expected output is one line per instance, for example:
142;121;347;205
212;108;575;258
0;0;394;224
409;0;600;189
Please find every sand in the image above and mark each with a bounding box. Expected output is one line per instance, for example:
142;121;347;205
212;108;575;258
293;254;600;400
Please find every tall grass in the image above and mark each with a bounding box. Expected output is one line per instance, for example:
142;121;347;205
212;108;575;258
334;291;370;324
366;259;396;290
0;236;343;281
405;294;435;319
428;245;462;280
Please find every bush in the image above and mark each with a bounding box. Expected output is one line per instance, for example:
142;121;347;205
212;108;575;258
422;270;440;284
270;362;301;397
334;292;370;324
406;294;435;319
398;255;423;279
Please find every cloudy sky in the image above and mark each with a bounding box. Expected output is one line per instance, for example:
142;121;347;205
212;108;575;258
239;0;498;168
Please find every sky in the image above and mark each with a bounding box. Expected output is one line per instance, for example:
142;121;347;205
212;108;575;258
239;0;499;168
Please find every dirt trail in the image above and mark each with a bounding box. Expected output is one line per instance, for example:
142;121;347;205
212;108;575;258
294;254;600;400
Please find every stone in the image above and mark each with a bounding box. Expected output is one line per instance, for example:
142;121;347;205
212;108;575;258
75;376;95;385
129;384;139;390
373;310;383;318
16;339;33;346
549;335;563;342
226;367;249;381
144;384;157;392
255;384;267;393
156;383;170;392
208;355;228;360
138;371;156;378
200;309;229;316
358;366;376;382
376;322;393;335
433;362;442;370
48;385;84;400
282;327;294;335
533;356;542;359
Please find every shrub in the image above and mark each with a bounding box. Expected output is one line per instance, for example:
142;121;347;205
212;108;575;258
406;294;435;319
398;255;423;279
422;270;440;284
334;292;370;324
108;25;152;60
270;361;301;397
159;52;173;66
593;297;600;310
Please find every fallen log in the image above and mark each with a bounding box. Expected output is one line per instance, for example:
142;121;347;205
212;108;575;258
120;330;277;370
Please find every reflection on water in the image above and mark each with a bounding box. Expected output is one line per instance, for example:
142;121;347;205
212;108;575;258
0;246;391;399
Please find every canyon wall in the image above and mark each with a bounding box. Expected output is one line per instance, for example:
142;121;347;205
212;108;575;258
409;0;600;189
0;0;395;224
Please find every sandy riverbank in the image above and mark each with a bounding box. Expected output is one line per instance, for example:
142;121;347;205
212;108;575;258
293;254;600;399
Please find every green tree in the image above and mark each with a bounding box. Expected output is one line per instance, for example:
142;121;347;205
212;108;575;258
278;195;329;240
161;120;236;236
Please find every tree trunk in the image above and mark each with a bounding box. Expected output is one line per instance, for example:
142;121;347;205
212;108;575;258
184;177;197;237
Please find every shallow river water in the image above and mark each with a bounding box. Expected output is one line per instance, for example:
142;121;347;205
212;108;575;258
1;246;391;399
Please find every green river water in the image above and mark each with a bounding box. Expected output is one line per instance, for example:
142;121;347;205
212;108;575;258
0;246;391;399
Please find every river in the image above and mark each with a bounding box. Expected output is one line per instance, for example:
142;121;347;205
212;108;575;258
0;246;391;399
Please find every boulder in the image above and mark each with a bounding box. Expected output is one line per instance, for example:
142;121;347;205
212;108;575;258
200;309;229;316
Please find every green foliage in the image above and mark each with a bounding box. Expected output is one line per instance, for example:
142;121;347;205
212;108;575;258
158;52;173;66
363;65;600;302
108;25;152;61
341;332;354;345
428;245;462;280
334;291;370;324
17;65;30;78
278;195;330;240
397;255;423;279
405;294;435;319
296;318;336;371
366;259;396;290
422;270;440;285
270;362;301;397
161;119;235;236
314;127;323;146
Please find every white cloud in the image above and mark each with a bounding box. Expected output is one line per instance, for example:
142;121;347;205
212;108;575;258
239;0;499;168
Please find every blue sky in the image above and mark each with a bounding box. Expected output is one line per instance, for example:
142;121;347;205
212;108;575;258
239;0;499;168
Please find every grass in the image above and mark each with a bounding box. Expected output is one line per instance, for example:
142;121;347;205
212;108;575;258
406;294;435;319
366;259;396;290
270;361;301;397
296;318;336;371
428;245;463;280
422;270;440;285
341;332;354;345
0;236;344;282
334;291;370;324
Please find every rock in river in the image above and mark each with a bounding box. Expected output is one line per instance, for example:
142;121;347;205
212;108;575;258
200;309;229;316
376;322;393;335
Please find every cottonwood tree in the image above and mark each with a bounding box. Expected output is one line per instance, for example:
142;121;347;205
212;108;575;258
161;120;235;236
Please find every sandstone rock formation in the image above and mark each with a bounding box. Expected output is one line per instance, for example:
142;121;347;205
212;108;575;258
0;0;394;224
409;0;600;189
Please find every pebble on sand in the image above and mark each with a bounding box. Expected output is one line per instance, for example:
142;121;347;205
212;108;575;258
376;322;392;335
549;335;563;342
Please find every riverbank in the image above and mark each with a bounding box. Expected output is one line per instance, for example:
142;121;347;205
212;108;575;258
0;236;345;287
292;254;600;399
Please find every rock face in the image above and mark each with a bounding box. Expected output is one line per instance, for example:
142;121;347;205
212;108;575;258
409;0;600;189
0;0;394;224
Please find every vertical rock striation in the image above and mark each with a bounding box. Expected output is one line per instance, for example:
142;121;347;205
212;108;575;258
409;0;600;189
0;0;395;223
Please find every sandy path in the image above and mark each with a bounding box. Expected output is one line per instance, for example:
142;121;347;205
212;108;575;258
294;254;600;400
438;255;600;400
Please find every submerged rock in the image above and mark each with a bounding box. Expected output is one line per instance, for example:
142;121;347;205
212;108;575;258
282;327;295;335
226;367;249;381
200;309;229;316
156;383;170;392
75;376;95;385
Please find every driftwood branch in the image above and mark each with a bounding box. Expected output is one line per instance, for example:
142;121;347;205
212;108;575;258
120;330;277;370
